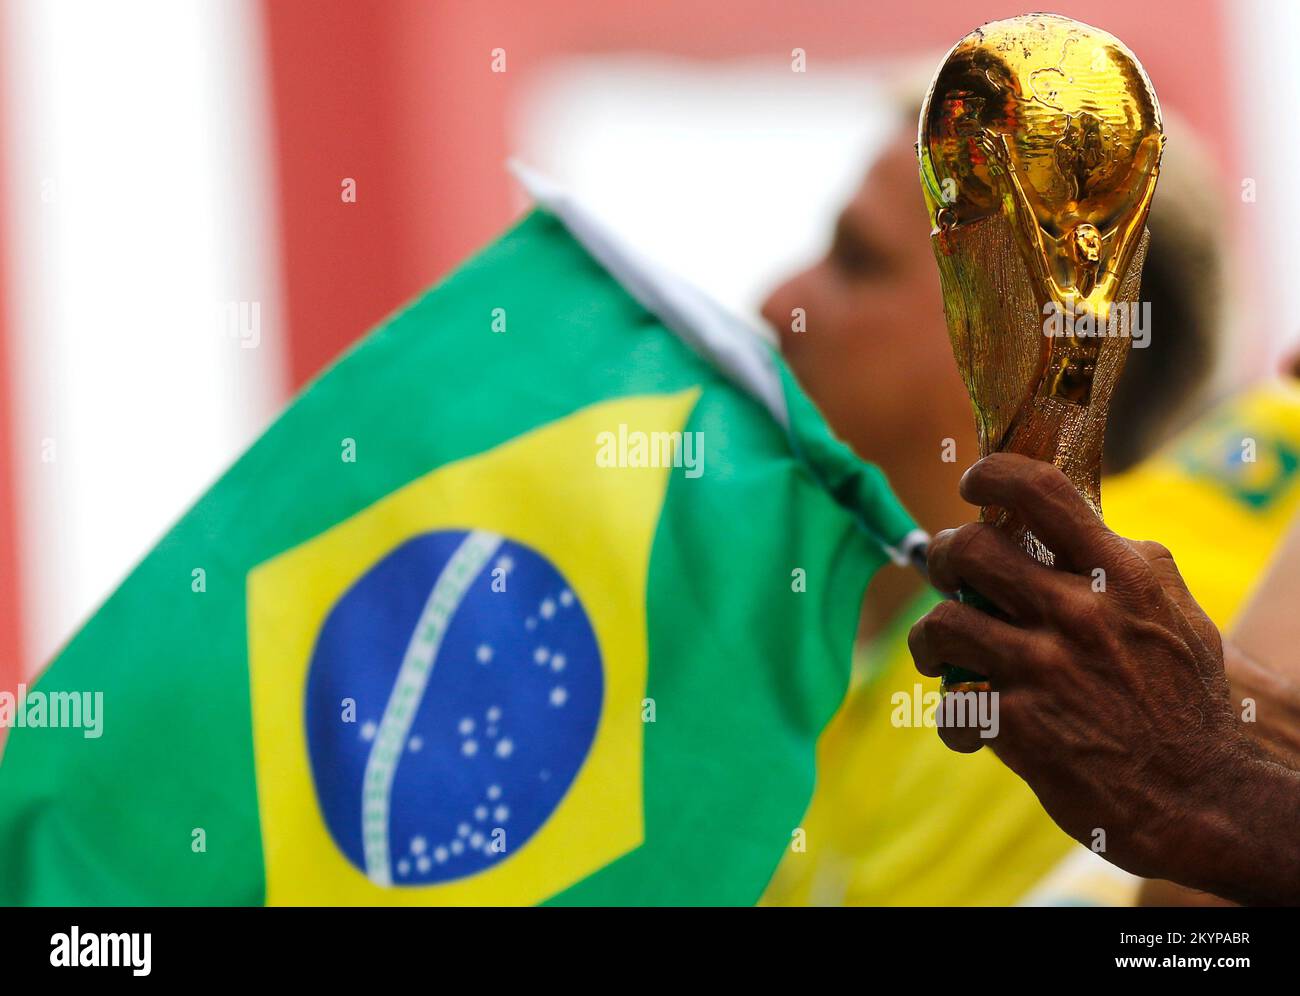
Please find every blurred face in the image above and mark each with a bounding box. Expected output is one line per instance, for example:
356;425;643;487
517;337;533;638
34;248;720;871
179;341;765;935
761;129;966;466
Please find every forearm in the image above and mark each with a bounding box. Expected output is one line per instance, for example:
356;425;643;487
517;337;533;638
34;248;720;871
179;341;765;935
1225;641;1300;765
1146;517;1300;904
1177;748;1300;906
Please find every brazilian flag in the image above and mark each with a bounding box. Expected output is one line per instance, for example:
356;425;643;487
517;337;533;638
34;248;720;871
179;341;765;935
0;171;920;906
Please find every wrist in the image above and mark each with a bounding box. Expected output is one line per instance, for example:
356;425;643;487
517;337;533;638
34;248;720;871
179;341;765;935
1226;643;1300;764
1177;745;1300;905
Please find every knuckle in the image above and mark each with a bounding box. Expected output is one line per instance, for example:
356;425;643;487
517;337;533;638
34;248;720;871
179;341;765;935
932;524;988;584
948;522;992;564
906;617;928;657
925;599;961;640
1126;555;1170;603
1023;463;1086;525
925;529;956;585
925;527;953;561
1027;459;1072;499
1135;539;1172;562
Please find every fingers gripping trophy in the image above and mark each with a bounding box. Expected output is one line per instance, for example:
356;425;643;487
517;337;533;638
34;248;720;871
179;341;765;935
916;13;1164;692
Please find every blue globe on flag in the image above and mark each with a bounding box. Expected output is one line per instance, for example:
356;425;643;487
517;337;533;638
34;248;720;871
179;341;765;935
304;529;603;886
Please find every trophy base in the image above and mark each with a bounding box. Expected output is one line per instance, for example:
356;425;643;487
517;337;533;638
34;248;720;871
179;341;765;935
939;586;997;694
941;668;992;695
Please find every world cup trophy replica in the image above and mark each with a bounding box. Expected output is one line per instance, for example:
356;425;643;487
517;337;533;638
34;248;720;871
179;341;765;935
917;13;1164;692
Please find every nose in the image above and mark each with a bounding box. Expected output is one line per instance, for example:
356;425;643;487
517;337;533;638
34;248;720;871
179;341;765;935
761;274;804;349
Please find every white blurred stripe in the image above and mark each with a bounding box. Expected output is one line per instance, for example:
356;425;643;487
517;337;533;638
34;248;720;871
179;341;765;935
1229;0;1300;374
2;0;287;673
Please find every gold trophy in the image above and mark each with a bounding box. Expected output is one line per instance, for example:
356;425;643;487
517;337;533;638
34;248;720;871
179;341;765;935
917;13;1164;691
